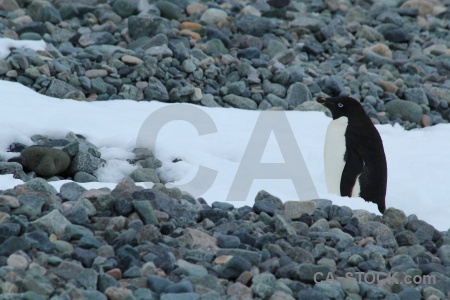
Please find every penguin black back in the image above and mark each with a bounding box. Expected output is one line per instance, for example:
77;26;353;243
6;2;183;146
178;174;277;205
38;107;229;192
317;96;387;213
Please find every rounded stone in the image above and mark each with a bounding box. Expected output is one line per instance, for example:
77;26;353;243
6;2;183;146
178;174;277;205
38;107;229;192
385;100;422;124
21;146;70;177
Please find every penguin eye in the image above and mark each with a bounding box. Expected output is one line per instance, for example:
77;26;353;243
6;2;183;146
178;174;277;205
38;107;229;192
338;103;343;108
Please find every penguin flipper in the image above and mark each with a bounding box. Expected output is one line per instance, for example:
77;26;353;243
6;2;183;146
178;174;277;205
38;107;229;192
340;147;364;197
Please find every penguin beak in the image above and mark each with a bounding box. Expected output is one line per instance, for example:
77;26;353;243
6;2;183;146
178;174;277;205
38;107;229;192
316;97;328;106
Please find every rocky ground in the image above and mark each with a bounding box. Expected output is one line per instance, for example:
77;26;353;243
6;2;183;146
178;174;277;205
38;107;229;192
0;0;450;129
1;0;450;299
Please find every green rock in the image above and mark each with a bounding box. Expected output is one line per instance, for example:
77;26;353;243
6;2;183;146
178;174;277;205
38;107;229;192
64;224;94;240
130;168;160;183
112;0;138;18
314;282;345;300
74;171;98;182
25;177;57;195
348;254;364;266
205;39;229;56
133;200;159;225
21;272;53;297
20;32;42;41
156;1;182;20
21;146;70;177
266;40;287;58
385;99;422;124
28;0;61;24
222;94;257;110
90;77;107;94
382;207;407;234
94;194;115;211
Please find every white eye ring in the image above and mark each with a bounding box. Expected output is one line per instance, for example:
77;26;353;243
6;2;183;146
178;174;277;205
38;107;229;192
338;103;343;108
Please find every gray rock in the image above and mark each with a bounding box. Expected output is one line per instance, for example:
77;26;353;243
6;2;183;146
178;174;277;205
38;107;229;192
28;0;61;24
266;94;288;109
31;209;71;237
218;256;252;279
295;101;332;117
182;59;196;73
25;177;57;194
266;40;287;59
319;75;346;96
263;80;286;98
274;214;297;236
252;282;274;299
286;82;312;106
360;221;393;237
356;25;384;42
133;189;195;220
314;282;345;300
227;81;246;96
237;15;275;37
201;94;220;107
255;190;284;209
253;200;277;216
216;249;262;266
405;88;429;105
144;77;169;101
64;206;89;224
128;15;172;39
16;194;45;217
395;230;419;246
222;94;257;110
385;100;422;124
437;245;450;264
59;182;87;202
406;219;435;243
376;234;398;250
200;8;228;26
74;172;98;182
292;263;332;283
21;146;70;177
21;271;53;297
0;59;10;75
321;19;354;47
0;161;30;181
98;273;120;293
79;32;115;47
160;293;199;300
176;259;208;277
398;287;421;300
310;219;329;232
45;79;85;100
217;234;240;248
69;152;104;175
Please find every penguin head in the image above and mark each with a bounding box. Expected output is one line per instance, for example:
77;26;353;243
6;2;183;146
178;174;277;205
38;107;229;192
316;96;366;120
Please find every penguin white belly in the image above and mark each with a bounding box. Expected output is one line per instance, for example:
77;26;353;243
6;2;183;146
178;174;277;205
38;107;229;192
324;116;348;195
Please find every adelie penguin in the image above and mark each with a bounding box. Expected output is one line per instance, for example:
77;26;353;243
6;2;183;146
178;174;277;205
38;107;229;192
317;96;387;213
